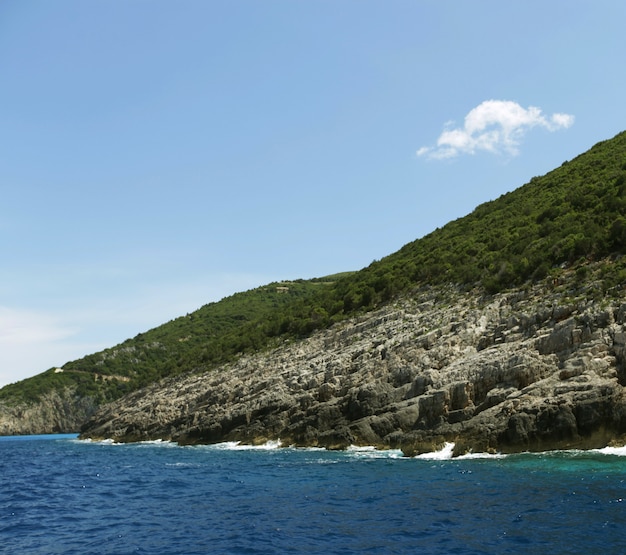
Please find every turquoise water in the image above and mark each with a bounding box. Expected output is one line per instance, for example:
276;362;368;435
1;435;625;554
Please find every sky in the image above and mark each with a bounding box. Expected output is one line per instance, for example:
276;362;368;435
1;0;626;387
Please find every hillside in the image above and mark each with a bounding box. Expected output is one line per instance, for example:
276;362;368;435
80;264;626;454
344;130;626;298
0;277;345;406
2;131;626;441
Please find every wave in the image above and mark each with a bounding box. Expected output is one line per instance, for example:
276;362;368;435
414;442;506;460
77;437;124;446
410;442;626;461
77;437;177;448
206;439;283;450
455;451;506;460
591;445;626;456
415;442;456;460
76;435;626;460
345;445;404;459
503;445;626;460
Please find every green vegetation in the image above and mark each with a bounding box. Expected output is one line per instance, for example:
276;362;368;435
0;279;343;404
2;131;626;406
346;131;626;299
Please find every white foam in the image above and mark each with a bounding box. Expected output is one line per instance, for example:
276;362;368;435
208;439;283;450
137;439;176;447
346;445;377;453
346;445;404;459
454;451;506;460
138;438;168;444
79;437;177;447
415;442;456;460
296;446;327;452
517;446;626;458
79;438;123;446
592;445;626;456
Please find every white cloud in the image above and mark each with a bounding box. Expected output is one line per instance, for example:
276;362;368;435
417;100;575;159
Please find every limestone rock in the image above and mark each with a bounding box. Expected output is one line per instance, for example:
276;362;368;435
79;279;626;455
0;388;97;436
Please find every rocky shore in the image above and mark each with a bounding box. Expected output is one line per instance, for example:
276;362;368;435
79;275;626;456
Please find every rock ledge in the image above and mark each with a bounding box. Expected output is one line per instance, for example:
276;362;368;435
80;280;626;456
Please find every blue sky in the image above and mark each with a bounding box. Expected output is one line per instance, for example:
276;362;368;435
1;0;625;387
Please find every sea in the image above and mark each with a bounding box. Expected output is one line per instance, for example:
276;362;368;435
1;435;625;555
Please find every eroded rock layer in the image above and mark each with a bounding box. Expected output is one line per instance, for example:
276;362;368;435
0;388;97;436
80;278;626;455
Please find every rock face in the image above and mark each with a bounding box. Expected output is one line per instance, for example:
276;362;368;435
80;278;626;455
0;388;97;436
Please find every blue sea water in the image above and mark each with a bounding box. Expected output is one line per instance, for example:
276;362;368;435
1;436;625;554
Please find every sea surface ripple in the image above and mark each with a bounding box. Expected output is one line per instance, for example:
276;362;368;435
1;435;626;554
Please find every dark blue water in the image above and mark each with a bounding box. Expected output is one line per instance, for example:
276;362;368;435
1;436;625;554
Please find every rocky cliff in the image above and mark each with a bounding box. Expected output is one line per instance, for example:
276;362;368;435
80;265;626;455
0;388;97;436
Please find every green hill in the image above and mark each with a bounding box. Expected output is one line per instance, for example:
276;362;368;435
2;130;626;412
0;277;345;405
341;130;626;299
